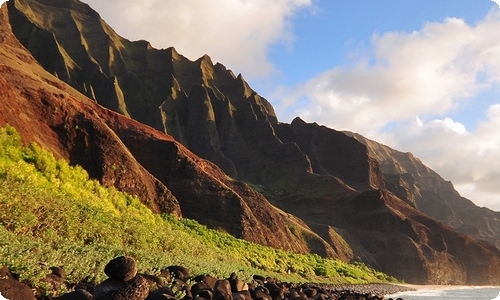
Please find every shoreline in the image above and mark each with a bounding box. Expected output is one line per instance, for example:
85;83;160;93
3;255;500;299
319;283;417;295
394;283;500;290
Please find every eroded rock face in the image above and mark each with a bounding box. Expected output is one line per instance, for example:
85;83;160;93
276;118;385;190
7;0;313;188
348;132;500;251
0;0;322;255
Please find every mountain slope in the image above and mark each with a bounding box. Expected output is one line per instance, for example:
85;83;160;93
0;0;333;256
348;132;500;249
8;0;310;187
3;0;500;285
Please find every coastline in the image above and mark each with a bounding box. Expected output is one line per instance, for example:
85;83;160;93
386;284;500;299
394;283;500;290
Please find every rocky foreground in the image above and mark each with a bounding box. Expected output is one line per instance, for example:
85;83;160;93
0;256;414;300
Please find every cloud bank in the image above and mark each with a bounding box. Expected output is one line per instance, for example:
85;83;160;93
84;0;312;79
274;10;500;210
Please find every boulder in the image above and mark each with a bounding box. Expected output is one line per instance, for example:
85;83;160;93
94;275;149;300
54;289;93;300
104;256;138;282
0;278;36;300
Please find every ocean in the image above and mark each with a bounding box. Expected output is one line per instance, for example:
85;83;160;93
387;286;500;300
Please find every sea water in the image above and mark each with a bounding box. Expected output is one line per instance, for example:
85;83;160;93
387;286;500;300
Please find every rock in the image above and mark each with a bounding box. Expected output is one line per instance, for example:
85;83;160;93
45;266;66;295
163;265;189;282
250;285;272;300
54;289;93;300
229;277;248;293
0;266;19;280
139;273;166;288
193;274;217;290
0;278;36;300
214;280;233;300
195;289;213;300
104;256;138;282
190;282;210;296
94;275;149;300
145;286;178;300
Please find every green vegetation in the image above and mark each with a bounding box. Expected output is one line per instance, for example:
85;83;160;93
0;124;396;295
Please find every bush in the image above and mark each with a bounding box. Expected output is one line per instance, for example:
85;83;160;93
0;124;397;295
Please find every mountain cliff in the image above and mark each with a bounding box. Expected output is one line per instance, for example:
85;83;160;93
348;132;500;250
2;0;500;285
0;0;329;256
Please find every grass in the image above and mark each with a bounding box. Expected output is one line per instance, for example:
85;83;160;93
0;124;397;296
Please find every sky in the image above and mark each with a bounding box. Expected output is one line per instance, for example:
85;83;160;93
61;0;500;211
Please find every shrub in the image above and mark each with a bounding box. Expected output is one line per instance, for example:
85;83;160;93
0;124;397;295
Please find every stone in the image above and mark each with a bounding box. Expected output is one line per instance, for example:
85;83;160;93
54;289;93;300
94;275;149;300
104;256;138;282
0;278;36;300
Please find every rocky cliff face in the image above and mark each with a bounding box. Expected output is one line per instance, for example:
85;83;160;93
347;132;500;250
0;0;330;255
3;0;500;285
7;0;311;187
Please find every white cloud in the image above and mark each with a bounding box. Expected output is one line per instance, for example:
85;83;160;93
273;10;500;210
84;0;312;79
276;12;500;131
385;107;500;210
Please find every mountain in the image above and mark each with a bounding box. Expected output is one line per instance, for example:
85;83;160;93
0;0;327;256
348;132;500;250
2;0;500;285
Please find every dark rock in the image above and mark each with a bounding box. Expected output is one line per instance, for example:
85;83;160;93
70;276;95;295
191;282;211;297
0;278;36;300
194;274;217;288
163;266;189;282
303;287;317;298
45;266;66;295
0;266;19;280
195;289;213;300
250;286;272;300
104;256;138;282
49;266;66;280
94;275;149;300
252;275;265;284
232;292;248;300
264;282;285;300
54;289;93;300
146;286;178;300
140;273;166;288
213;280;233;300
228;277;247;293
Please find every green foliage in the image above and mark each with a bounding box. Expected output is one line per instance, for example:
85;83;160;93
0;124;397;295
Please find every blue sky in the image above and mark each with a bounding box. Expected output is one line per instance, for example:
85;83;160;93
267;1;494;87
81;0;500;211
